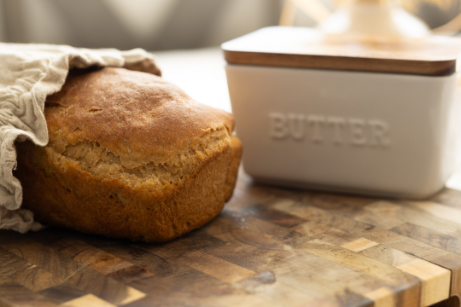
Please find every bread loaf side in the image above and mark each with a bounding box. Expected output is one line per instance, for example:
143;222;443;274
15;67;242;242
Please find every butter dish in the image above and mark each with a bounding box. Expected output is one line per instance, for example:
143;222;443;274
223;27;461;198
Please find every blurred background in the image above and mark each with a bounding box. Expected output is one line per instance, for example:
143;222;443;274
0;0;282;50
0;0;460;51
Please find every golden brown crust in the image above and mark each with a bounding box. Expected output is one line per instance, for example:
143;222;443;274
224;136;243;201
15;67;242;242
45;67;235;167
16;139;240;242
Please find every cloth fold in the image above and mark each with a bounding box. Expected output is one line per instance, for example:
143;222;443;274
0;43;161;233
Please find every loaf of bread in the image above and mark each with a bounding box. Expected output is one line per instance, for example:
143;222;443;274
15;67;242;242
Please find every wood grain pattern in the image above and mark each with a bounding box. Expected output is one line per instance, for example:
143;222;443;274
222;27;461;76
0;170;461;307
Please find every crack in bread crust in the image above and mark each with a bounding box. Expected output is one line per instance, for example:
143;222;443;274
47;128;231;189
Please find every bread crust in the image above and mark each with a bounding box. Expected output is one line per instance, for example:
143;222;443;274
45;67;235;168
15;67;242;242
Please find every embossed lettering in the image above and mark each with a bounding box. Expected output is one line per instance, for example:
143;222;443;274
268;113;390;148
269;113;288;139
369;120;390;147
307;115;325;143
288;114;305;140
328;117;347;145
349;118;367;146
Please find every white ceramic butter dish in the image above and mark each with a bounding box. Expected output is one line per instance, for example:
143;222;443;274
223;27;461;198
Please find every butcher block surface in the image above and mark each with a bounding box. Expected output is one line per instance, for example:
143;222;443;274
1;171;461;307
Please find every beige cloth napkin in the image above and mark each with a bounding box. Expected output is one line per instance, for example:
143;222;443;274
0;43;161;233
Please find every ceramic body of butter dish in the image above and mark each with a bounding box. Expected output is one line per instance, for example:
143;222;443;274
223;27;461;198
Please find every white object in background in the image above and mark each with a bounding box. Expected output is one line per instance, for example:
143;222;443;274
281;0;461;37
102;0;178;41
319;0;430;37
226;64;458;198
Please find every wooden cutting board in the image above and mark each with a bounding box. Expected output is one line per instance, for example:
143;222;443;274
1;171;461;307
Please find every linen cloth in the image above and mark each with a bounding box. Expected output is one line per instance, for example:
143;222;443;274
0;43;160;233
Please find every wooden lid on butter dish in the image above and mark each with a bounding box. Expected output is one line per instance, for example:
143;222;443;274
222;27;461;76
